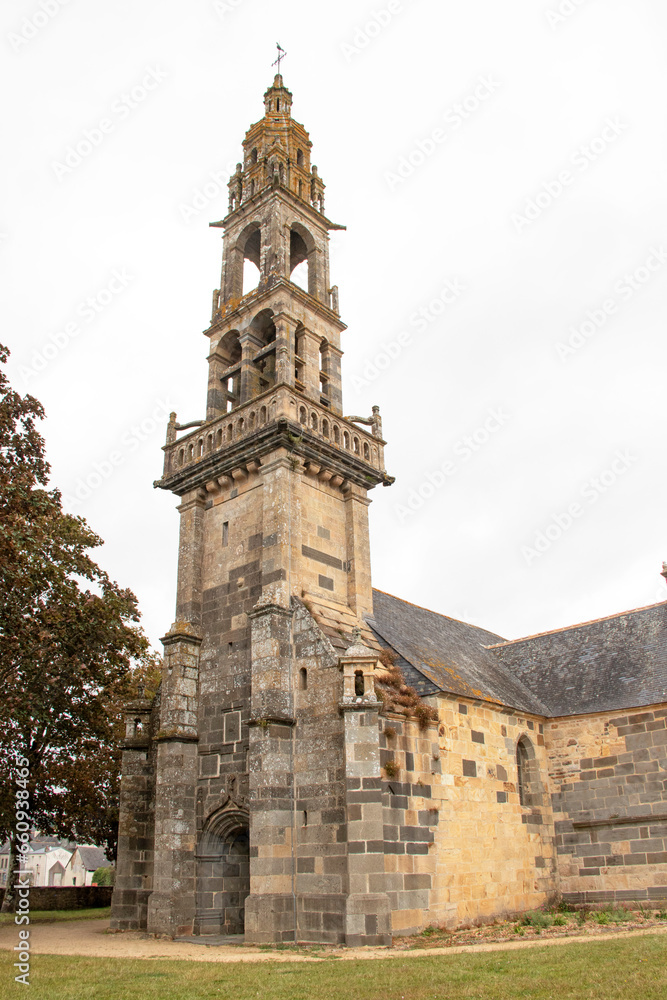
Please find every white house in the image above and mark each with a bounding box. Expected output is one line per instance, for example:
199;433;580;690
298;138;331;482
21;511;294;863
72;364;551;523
63;846;110;886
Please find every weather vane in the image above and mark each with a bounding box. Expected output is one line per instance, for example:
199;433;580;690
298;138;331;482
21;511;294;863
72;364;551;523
272;43;286;74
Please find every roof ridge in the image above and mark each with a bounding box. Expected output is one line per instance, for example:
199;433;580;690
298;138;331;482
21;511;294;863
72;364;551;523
486;600;667;648
372;588;503;639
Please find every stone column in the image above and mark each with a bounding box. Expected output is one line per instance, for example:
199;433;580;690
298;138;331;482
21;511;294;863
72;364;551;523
273;312;298;387
343;484;373;619
239;330;264;403
175;489;206;627
146;624;201;937
300;328;322;403
339;634;391;947
244;602;296;944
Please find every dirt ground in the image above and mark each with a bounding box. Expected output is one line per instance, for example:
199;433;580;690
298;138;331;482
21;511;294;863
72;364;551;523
0;917;666;964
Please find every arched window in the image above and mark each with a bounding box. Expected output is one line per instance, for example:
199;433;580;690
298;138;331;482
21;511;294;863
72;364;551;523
363;443;370;460
299;668;307;690
322;419;329;438
250;147;258;164
354;671;365;697
353;437;360;455
333;425;340;445
310;412;318;430
259;406;267;425
297;149;304;167
299;406;307;425
343;431;350;449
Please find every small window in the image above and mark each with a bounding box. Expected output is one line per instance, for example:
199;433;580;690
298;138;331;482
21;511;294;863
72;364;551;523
251;147;258;164
222;522;229;547
297;149;303;167
517;736;535;807
354;670;364;697
299;667;307;690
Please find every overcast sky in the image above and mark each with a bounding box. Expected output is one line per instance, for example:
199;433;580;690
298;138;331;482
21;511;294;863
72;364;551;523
3;0;666;650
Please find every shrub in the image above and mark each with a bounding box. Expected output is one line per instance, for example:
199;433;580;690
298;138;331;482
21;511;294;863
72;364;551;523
91;867;115;886
384;760;399;778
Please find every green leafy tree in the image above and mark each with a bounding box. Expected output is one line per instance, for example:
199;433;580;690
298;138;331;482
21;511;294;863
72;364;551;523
91;866;115;886
0;344;157;908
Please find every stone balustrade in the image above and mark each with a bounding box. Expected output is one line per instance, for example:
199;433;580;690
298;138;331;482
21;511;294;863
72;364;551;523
162;385;386;481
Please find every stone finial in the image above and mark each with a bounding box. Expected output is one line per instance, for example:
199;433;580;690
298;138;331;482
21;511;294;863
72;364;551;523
344;626;370;658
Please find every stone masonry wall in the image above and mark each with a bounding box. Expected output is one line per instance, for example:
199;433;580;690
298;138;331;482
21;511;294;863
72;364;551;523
426;695;557;929
547;704;667;904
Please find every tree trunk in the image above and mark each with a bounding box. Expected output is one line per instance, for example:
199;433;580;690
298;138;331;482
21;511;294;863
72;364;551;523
1;838;21;912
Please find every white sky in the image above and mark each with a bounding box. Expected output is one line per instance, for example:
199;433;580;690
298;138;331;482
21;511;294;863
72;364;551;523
2;0;666;650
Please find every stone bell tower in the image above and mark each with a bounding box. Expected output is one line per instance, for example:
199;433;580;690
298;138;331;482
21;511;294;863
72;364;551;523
111;73;393;946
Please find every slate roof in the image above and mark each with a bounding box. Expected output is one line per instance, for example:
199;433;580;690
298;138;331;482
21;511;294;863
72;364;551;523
73;846;109;872
488;601;667;716
367;589;548;715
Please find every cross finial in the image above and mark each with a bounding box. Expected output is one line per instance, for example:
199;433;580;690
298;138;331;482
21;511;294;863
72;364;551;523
272;43;286;75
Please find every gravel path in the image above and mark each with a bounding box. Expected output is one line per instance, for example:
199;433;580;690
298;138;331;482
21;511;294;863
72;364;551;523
1;918;666;964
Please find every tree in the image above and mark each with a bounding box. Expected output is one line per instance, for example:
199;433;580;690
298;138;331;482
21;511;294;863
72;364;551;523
91;866;115;887
0;344;156;907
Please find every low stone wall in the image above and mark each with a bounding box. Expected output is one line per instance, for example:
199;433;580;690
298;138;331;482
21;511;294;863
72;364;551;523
0;886;113;911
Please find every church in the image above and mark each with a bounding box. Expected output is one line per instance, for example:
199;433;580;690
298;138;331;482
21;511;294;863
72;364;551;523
110;73;667;946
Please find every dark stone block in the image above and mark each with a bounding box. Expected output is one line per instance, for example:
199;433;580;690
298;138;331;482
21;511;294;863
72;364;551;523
471;731;485;744
462;759;477;778
497;792;507;803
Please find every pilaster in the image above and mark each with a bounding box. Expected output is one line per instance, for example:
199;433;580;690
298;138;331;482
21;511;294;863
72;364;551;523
175;489;207;627
244;602;296;943
343;484;373;618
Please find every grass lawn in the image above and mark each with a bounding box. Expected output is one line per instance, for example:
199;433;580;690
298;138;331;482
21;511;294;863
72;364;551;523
0;908;111;926
1;934;666;1000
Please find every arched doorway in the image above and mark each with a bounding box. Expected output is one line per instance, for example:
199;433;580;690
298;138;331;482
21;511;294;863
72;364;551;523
195;808;249;936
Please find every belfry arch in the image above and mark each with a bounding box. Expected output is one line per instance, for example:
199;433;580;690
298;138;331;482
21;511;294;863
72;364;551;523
194;807;250;936
290;222;319;298
226;221;262;300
